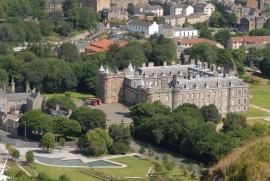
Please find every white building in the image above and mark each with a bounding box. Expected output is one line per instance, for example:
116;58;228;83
127;20;159;37
173;27;199;38
170;4;194;16
135;4;164;17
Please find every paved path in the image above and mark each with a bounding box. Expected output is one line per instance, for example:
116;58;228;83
16;162;31;177
250;104;270;113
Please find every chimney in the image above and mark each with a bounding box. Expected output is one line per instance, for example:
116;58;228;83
188;71;193;80
25;79;30;93
203;62;208;69
163;61;167;66
190;59;195;65
210;64;216;72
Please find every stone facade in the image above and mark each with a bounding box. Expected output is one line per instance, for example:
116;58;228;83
81;0;110;12
97;60;249;114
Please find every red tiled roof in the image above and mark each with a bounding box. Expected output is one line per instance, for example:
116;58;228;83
85;39;128;53
230;36;270;45
177;38;224;48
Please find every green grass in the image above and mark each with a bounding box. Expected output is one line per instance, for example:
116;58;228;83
23;165;37;176
250;84;270;110
43;91;95;101
247;119;270;125
240;107;270;117
98;156;153;178
6;160;21;177
33;163;99;181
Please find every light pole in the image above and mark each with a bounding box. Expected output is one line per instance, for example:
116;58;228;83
24;121;27;147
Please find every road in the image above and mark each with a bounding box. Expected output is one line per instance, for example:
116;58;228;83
0;130;38;147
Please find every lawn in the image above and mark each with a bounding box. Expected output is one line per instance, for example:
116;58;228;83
6;160;21;177
249;84;270;110
31;156;197;181
247;119;270;125
240;107;270;117
43;91;95;101
98;156;153;178
33;163;99;181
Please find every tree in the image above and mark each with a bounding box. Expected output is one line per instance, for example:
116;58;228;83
247;47;262;67
109;142;130;154
231;48;247;75
58;43;79;62
199;25;213;39
70;107;106;133
86;129;113;156
209;11;224;27
139;146;146;154
185;43;218;64
214;29;231;47
46;95;76;111
5;144;12;156
25;150;34;165
223;113;247;132
145;34;177;65
59;138;65;149
18;110;53;139
53;117;81;137
127;3;135;16
40;132;55;152
259;58;270;77
108;124;131;144
11;149;20;161
200;104;221;123
59;174;70;181
250;28;270;36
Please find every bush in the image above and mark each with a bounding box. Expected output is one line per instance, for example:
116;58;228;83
109;142;130;154
26;151;34;165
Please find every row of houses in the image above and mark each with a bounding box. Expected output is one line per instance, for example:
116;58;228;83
126;20;199;38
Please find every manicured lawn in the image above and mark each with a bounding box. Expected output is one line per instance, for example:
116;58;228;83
32;156;197;180
33;163;99;181
240;107;270;117
249;84;270;110
43;91;95;101
247;119;270;125
6;160;21;177
98;156;153;178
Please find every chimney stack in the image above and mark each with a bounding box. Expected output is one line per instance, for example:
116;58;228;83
11;78;15;94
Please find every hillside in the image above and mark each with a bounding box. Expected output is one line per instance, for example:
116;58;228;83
207;135;270;181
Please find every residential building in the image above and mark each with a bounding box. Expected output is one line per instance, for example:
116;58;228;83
177;38;224;50
110;0;149;9
170;4;194;16
135;4;164;17
126;20;159;37
186;13;209;24
240;15;266;32
81;0;110;12
172;27;199;38
45;0;66;12
228;35;270;49
85;39;127;54
97;60;249;115
164;14;186;27
193;2;215;16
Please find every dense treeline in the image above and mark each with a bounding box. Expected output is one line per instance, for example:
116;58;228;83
185;42;270;77
130;102;270;164
0;34;175;94
0;0;97;42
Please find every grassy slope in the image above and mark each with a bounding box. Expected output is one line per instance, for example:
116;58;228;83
213;136;270;180
247;73;270;109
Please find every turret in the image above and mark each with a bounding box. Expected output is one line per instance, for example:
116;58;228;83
99;64;105;74
11;77;15;94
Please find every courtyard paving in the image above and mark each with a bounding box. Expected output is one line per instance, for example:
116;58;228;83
89;103;133;125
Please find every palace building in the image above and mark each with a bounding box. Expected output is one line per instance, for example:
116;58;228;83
97;60;249;114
